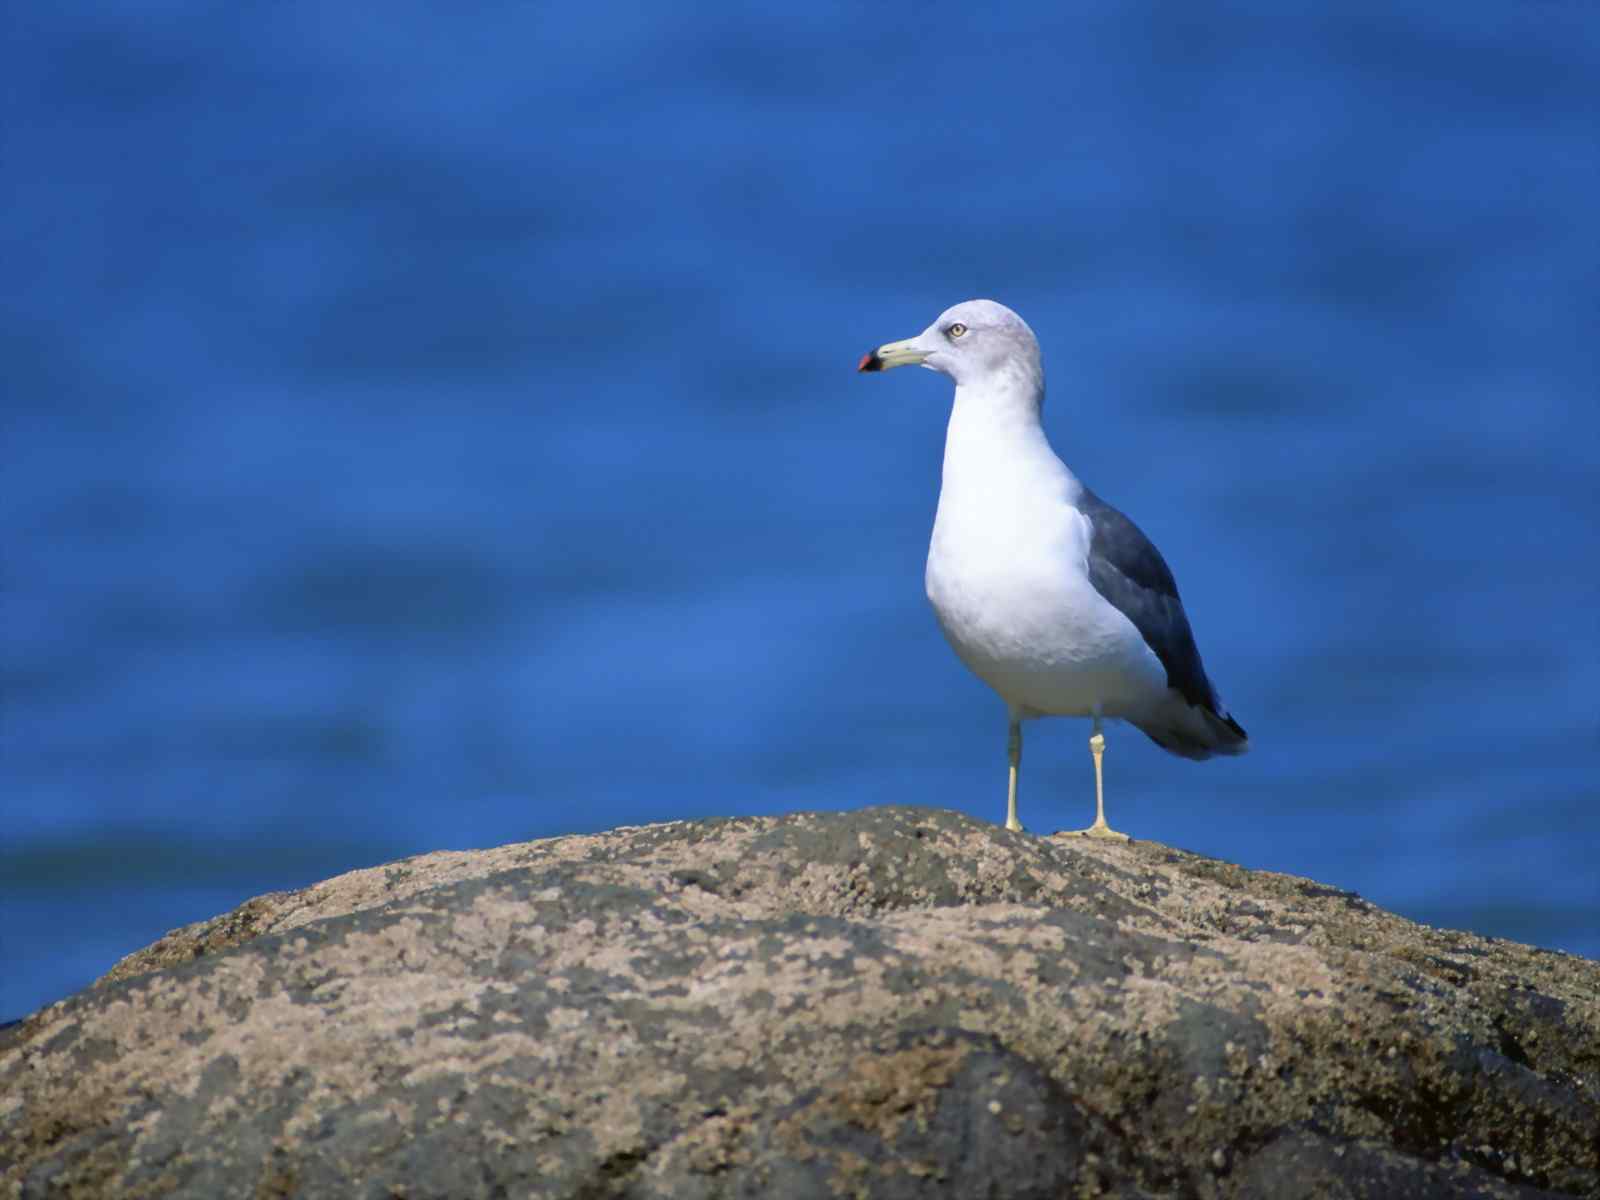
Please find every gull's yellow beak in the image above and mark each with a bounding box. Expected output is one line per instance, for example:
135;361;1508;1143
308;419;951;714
857;337;929;373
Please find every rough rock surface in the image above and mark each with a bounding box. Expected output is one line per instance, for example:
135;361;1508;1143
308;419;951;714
2;806;1597;1198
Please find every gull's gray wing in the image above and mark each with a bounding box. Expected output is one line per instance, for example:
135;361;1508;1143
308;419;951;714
1077;486;1225;715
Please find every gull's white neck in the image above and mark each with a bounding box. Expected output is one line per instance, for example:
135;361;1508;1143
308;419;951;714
938;367;1077;505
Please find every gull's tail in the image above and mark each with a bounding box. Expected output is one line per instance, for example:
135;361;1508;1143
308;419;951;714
1132;698;1249;762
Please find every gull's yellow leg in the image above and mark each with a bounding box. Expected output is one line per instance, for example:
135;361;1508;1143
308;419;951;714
1005;716;1025;833
1071;715;1130;841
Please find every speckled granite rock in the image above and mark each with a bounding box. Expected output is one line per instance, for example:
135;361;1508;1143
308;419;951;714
2;807;1596;1198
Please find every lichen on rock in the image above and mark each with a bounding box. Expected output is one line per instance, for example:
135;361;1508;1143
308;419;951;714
2;806;1596;1197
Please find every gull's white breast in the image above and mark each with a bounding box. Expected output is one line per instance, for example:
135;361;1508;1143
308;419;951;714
924;427;1167;719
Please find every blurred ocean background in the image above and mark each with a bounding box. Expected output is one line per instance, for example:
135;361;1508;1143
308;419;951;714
4;1;1597;1021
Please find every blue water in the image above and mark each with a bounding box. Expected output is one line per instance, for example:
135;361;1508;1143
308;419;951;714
4;2;1598;1020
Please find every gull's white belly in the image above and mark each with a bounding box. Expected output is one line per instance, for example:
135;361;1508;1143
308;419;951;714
925;507;1167;718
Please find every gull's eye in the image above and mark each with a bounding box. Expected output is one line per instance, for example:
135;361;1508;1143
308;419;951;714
947;322;968;339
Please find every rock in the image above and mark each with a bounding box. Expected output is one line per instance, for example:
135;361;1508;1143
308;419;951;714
2;806;1596;1198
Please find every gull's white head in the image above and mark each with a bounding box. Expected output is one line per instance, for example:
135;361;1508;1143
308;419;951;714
858;299;1042;393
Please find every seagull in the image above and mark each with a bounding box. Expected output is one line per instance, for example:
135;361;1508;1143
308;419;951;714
858;299;1247;838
